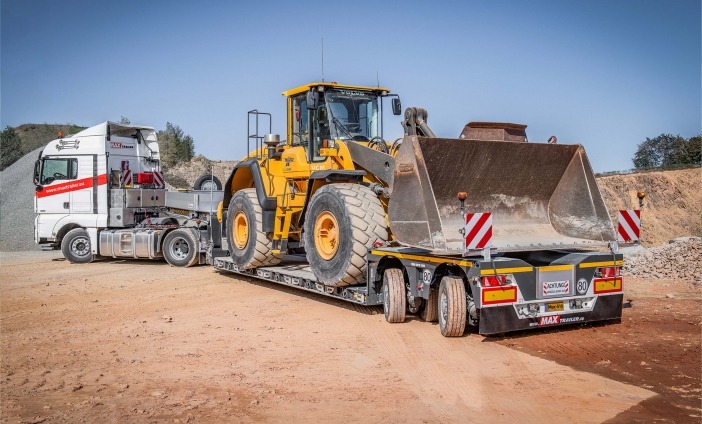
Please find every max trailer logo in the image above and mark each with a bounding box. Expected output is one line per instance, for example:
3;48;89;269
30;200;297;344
110;142;134;149
535;315;585;327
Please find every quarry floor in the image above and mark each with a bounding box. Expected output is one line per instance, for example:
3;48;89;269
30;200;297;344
1;252;700;423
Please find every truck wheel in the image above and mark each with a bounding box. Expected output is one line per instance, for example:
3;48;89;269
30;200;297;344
193;174;222;191
421;288;439;322
383;268;406;323
163;229;199;267
438;276;467;337
304;184;388;286
227;188;282;269
61;228;93;264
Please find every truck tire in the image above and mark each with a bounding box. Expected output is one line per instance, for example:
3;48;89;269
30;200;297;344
163;229;200;267
303;183;388;286
61;228;93;264
383;268;406;323
421;288;439;322
193;174;222;191
227;188;282;269
438;276;467;337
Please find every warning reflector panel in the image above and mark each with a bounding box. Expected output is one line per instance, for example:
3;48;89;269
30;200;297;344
617;210;641;243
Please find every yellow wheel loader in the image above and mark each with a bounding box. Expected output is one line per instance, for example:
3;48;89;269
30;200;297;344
222;82;615;290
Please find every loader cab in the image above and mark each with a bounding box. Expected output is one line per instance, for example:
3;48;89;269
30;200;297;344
284;82;399;163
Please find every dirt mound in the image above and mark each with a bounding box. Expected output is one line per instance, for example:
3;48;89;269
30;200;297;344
163;155;238;190
623;237;701;283
0;147;43;252
597;168;702;247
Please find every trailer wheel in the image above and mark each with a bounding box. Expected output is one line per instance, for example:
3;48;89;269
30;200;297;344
438;276;467;337
163;229;200;267
226;188;282;269
383;268;406;323
61;228;93;264
304;184;388;286
193;174;222;191
421;287;439;322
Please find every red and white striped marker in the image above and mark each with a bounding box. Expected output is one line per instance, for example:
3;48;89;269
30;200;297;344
464;212;493;251
617;209;641;243
120;161;132;187
153;171;164;188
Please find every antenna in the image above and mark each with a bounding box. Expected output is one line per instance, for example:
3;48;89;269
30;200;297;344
376;70;379;87
321;38;325;82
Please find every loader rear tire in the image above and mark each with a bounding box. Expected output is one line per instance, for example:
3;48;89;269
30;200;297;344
304;184;388;286
227;188;282;269
61;228;93;264
421;287;439;322
163;228;199;267
383;268;406;323
438;276;467;337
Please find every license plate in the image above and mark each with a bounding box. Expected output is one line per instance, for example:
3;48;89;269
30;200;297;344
547;302;564;312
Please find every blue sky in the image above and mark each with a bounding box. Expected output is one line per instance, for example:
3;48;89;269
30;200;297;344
2;0;700;172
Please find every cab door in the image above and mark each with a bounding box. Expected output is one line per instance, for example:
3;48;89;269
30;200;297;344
35;155;95;214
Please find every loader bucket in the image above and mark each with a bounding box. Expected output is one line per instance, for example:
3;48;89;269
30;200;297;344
388;136;615;253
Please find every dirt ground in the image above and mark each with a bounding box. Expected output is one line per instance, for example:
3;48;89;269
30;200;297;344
1;252;700;424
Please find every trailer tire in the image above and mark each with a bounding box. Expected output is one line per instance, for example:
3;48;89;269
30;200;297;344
421;287;439;322
227;188;282;269
61;228;93;264
163;229;199;267
383;268;406;323
304;184;388;286
193;174;222;191
438;276;467;337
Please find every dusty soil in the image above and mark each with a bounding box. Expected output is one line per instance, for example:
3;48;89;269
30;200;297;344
1;253;699;424
597;168;702;247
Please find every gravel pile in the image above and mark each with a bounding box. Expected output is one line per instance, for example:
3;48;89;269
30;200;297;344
0;148;43;252
622;237;701;284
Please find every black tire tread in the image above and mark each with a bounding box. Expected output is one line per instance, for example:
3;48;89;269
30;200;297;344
439;277;467;337
384;268;406;323
421;287;438;322
305;183;387;286
61;228;93;264
229;188;282;269
163;229;199;267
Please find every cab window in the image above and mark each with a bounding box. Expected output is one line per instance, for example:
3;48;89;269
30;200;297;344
41;158;77;184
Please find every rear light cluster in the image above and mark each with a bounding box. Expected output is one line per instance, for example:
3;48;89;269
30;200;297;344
481;274;509;287
480;273;517;305
595;266;620;278
593;266;623;294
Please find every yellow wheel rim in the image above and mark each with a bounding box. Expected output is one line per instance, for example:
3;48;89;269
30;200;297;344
315;211;339;260
233;211;249;250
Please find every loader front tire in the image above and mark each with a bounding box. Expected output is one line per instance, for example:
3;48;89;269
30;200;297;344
163;228;199;267
438;276;467;337
61;228;93;264
304;184;388;286
227;188;282;269
383;268;406;323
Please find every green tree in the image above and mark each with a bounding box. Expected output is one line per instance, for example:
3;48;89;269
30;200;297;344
685;135;701;165
632;133;692;169
0;126;24;171
157;122;195;168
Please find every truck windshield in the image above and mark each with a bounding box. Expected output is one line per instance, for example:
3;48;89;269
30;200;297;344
325;89;379;141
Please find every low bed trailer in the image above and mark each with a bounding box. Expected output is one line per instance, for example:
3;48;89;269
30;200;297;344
210;246;625;336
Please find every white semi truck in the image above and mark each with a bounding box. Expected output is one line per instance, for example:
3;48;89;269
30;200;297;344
33;122;222;267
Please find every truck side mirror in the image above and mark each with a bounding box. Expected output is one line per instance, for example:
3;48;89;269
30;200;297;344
392;98;402;116
306;91;319;110
33;160;41;186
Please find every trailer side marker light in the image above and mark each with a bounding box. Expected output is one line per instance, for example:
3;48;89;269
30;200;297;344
482;286;517;305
